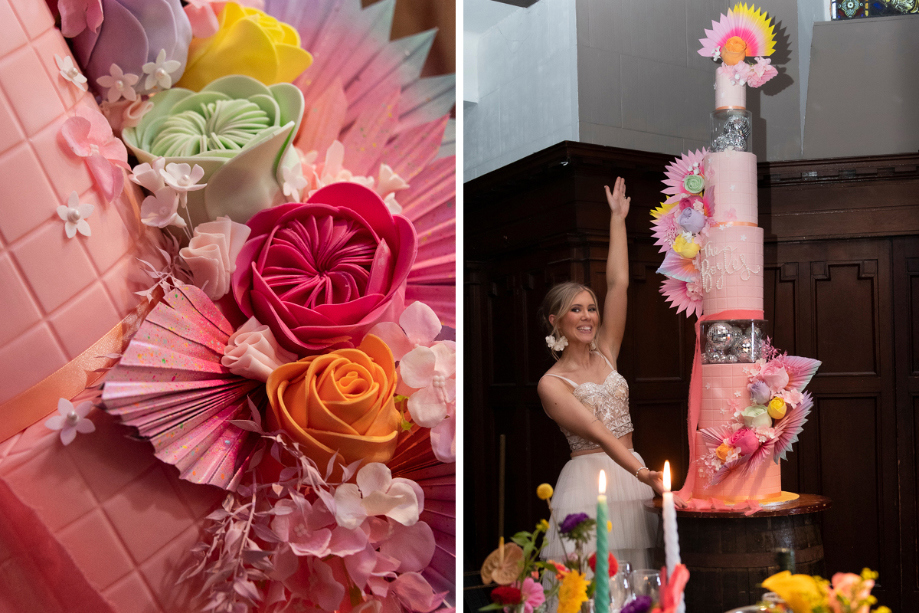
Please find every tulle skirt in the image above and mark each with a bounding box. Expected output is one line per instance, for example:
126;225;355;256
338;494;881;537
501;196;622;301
542;450;658;571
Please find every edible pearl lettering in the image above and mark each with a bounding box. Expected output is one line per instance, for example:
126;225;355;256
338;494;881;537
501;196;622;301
700;242;761;292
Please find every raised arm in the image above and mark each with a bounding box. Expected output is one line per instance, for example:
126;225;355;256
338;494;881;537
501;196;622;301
538;376;664;496
597;177;631;364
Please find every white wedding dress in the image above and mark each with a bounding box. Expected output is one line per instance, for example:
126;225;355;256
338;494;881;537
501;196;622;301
542;353;658;571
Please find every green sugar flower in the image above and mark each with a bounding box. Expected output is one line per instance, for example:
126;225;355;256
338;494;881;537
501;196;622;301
123;75;304;227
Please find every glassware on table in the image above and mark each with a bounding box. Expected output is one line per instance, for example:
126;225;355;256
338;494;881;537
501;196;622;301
608;569;632;612
630;569;661;602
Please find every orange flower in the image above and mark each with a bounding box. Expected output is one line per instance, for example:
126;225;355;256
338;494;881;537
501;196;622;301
722;36;748;65
266;335;400;472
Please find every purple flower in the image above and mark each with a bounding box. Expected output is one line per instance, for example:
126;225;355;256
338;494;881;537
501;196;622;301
559;512;589;534
749;380;771;405
621;595;653;613
72;0;192;98
677;208;706;234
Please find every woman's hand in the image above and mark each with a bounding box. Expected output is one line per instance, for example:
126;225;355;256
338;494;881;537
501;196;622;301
605;177;631;220
640;470;688;507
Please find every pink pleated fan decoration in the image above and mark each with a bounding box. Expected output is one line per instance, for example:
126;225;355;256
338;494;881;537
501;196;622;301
101;283;264;491
388;424;456;605
265;0;456;328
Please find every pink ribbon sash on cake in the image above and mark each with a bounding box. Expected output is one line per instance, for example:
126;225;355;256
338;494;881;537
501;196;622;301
0;289;162;444
677;308;764;501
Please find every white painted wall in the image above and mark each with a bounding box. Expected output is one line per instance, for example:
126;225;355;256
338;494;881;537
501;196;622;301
803;15;919;159
465;0;919;177
463;0;580;180
464;31;480;104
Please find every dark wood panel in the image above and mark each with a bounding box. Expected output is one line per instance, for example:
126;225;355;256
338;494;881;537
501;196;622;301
813;262;878;376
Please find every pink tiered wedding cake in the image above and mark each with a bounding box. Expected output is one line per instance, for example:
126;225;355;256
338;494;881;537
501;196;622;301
654;4;819;510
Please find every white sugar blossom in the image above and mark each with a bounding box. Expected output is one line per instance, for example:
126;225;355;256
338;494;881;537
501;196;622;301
140;188;185;229
45;398;95;445
57;191;93;238
96;64;139;103
142;49;181;91
281;165;308;202
54;54;87;91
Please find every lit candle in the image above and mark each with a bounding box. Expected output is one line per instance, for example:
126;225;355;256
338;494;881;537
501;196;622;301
662;461;684;613
595;470;609;613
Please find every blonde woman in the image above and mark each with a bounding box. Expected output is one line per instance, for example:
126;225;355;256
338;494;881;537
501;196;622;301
537;178;679;571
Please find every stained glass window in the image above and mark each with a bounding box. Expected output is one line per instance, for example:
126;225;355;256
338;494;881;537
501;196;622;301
832;0;918;19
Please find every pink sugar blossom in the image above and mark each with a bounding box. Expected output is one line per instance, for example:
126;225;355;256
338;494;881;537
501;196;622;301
333;463;425;530
61;105;129;202
58;0;104;38
747;57;778;88
759;362;790;393
45;398;95;445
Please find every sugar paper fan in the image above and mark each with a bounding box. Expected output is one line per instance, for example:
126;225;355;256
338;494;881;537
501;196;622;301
698;3;776;59
389;425;456;604
782;355;821;391
102;283;264;491
772;392;813;462
662;149;706;197
660;277;702;318
657;250;700;283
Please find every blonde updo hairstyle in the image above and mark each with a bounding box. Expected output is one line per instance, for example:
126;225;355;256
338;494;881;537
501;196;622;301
539;281;601;359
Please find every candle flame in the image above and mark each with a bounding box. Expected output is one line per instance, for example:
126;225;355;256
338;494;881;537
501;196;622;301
663;461;671;492
599;470;607;494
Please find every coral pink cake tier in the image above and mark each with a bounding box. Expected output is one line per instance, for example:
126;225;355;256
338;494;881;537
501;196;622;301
700;225;764;315
0;0;457;611
655;3;819;512
0;0;160;409
704;151;758;224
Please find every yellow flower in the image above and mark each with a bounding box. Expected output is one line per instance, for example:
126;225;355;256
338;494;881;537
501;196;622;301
762;571;828;613
537;519;550;532
768;397;787;420
178;3;313;91
558;570;589;613
716;443;733;462
673;233;701;259
607;520;612;533
537;483;554;500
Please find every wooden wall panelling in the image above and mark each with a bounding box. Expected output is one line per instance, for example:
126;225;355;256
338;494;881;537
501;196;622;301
893;238;919;612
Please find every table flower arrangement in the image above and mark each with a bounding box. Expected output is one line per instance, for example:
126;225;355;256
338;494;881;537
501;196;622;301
760;568;891;613
34;0;456;611
478;484;687;613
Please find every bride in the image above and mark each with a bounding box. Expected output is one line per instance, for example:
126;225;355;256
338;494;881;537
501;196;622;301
537;177;678;571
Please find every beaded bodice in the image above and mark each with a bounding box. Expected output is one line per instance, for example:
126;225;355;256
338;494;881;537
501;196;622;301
546;355;634;452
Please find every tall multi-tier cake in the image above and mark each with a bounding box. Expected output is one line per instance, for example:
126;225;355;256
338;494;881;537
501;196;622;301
653;4;820;511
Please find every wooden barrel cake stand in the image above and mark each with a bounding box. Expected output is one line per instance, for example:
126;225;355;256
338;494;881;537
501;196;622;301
644;494;831;613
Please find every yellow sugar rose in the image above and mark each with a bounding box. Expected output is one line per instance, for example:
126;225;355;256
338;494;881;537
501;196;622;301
673;233;701;259
716;443;733;462
768;396;787;420
177;2;313;91
265;335;400;473
722;36;748;66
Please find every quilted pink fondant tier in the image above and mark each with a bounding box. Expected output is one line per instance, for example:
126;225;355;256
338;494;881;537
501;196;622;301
0;0;160;405
704;151;758;224
0;410;223;612
701;226;764;315
715;69;746;110
700;363;752;430
691;432;782;502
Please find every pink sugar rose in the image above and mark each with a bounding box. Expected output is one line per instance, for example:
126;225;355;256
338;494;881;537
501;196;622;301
232;183;417;355
728;428;760;457
759;362;790;393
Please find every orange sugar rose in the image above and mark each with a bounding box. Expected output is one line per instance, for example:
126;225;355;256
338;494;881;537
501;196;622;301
722;36;748;66
265;334;401;471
